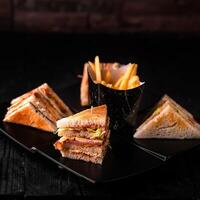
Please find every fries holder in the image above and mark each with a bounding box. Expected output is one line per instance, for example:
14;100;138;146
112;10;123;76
88;67;145;134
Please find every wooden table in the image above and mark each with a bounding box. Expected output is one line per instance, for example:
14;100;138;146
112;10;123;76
0;33;200;198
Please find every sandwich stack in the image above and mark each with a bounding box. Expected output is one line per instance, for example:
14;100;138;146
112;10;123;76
3;83;72;132
134;95;200;139
54;105;110;164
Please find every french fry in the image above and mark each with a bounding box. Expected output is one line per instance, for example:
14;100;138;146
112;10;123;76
114;75;124;88
105;70;111;83
85;56;141;92
95;56;102;82
101;81;113;89
119;64;134;90
105;63;111;70
112;62;119;70
101;80;106;85
107;83;113;88
128;75;140;89
130;64;138;77
128;81;140;89
129;75;139;83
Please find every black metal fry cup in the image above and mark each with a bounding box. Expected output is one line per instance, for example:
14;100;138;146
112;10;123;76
87;64;145;135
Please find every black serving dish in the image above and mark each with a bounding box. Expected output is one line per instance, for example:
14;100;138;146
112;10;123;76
133;137;200;161
0;102;163;183
88;65;145;133
1;82;200;183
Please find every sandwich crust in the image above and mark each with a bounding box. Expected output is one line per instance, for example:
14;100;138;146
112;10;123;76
55;105;110;164
134;101;200;139
3;102;56;132
162;95;193;118
9;83;72;117
57;105;107;129
4;83;72;132
39;83;72;116
56;133;110;164
10;83;47;106
59;150;104;164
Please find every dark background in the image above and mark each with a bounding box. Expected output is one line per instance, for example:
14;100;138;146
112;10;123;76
1;0;200;199
1;0;200;33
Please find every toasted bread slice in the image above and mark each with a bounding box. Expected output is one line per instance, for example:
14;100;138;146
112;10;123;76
138;95;194;132
10;83;46;106
6;92;59;122
54;132;110;164
6;95;34;117
134;100;200;139
3;102;56;132
4;83;72;132
38;83;72;117
10;83;72;117
59;150;104;164
6;91;62;122
160;95;193;118
57;105;107;129
54;139;104;156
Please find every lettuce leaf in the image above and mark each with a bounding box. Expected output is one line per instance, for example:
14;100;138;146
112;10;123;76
54;127;73;135
87;128;103;139
55;127;104;139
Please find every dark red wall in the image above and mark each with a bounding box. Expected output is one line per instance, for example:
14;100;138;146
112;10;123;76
0;0;200;33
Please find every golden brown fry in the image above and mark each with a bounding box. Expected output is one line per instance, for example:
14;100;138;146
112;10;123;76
128;82;140;89
101;81;113;89
114;75;124;88
112;62;119;69
119;64;133;90
130;64;138;77
128;75;140;89
95;56;102;82
107;84;113;88
86;57;141;92
129;75;139;83
101;80;106;84
105;70;111;83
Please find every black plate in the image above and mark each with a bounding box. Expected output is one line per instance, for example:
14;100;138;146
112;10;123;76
131;95;200;161
73;79;200;162
1;83;199;183
0;102;163;183
133;138;200;161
